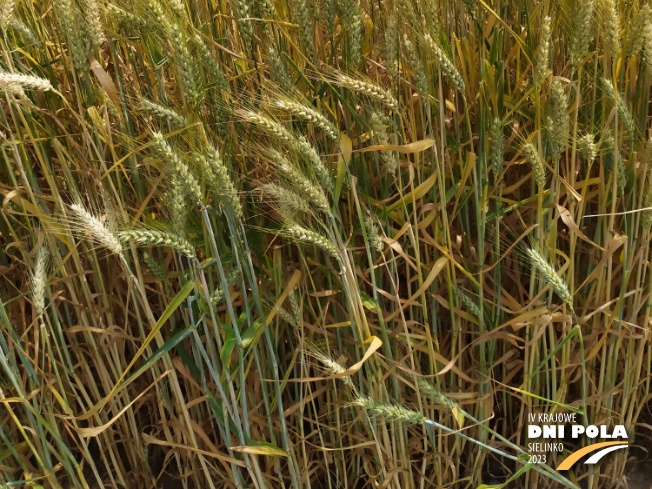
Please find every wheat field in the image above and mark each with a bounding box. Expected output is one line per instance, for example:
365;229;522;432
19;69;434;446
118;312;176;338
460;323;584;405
0;0;651;487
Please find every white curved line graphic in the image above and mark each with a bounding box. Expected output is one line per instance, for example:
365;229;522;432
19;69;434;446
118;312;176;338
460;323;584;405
584;444;628;464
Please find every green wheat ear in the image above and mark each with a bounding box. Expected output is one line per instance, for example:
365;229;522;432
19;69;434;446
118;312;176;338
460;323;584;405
259;183;311;215
403;35;428;96
139;98;189;127
423;34;465;95
119;229;195;258
525;247;573;307
570;0;594;68
490;117;504;177
332;72;398;111
533;15;551;86
546;80;569;159
577;133;597;164
599;0;621;56
523;142;547;189
416;378;457;411
352;396;426;425
284;222;339;259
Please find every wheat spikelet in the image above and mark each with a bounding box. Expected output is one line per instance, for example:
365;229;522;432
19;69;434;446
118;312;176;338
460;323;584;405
139;98;189;127
8;18;38;45
169;0;185;15
194;147;243;217
352;396;426;425
490;117;504;177
56;0;88;70
252;0;275;18
363;214;384;252
602;78;634;134
614;151;626;193
385;14;399;79
370;112;398;175
342;0;362;66
642;9;652;76
142;252;167;281
285;222;339;258
404;35;428;96
272;98;338;141
0;71;53;92
206;146;243;217
422;0;439;33
268;48;292;89
312;351;354;387
333;73;398;110
533;16;551;86
146;0;201;103
643;183;652;231
166;174;189;232
241;111;332;190
209;267;241;304
151;131;203;205
295;135;333;192
599;0;620;56
423;34;465;94
82;0;104;51
240;110;295;144
523;142;546;189
546;80;568;159
268;150;330;212
234;0;253;48
31;246;48;318
0;0;16;30
452;285;481;317
570;0;594;68
259;183;311;214
119;229;195;258
293;0;314;54
416;378;457;410
107;4;146;31
626;4;649;57
577;133;597;163
69;204;123;254
525;247;572;306
601;133;625;192
190;33;228;93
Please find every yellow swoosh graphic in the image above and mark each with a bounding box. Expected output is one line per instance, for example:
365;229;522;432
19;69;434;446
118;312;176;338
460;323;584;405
556;442;628;470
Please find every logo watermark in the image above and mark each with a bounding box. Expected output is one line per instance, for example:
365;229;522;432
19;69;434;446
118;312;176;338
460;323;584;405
526;412;628;470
